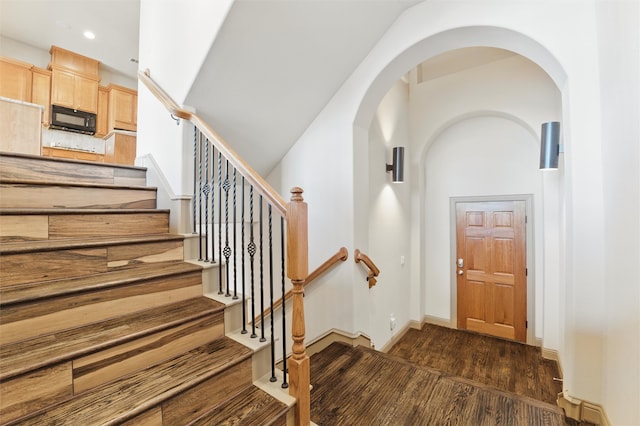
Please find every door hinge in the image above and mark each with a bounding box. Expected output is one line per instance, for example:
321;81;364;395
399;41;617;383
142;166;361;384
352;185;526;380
526;320;528;328
525;215;528;224
526;268;528;276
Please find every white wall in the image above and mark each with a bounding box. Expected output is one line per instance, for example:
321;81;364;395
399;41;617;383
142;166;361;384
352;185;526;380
137;0;234;195
276;1;638;423
596;1;640;424
366;79;412;348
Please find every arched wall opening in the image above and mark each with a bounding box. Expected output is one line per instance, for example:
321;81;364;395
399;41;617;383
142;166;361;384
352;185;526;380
355;28;565;353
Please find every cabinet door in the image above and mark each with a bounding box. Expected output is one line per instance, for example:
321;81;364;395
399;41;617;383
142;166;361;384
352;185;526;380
75;76;98;113
51;69;76;109
109;88;137;131
31;68;51;125
95;86;109;137
0;58;33;102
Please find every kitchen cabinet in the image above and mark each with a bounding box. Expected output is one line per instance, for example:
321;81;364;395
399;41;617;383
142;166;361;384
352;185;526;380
95;86;109;138
0;57;33;102
108;84;137;132
42;146;104;163
31;67;51;126
51;68;99;113
104;132;136;165
49;46;100;114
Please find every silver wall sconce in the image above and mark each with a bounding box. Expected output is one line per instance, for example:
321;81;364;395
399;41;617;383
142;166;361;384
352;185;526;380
539;121;562;169
386;146;405;182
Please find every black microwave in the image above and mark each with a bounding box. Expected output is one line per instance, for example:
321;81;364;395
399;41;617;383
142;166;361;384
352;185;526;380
50;105;97;135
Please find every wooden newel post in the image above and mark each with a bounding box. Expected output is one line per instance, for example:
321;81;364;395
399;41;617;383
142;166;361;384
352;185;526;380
286;187;310;426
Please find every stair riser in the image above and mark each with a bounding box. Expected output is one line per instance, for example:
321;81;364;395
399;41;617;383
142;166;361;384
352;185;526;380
0;154;146;186
0;313;225;424
0;272;202;346
74;312;225;393
0;183;157;209
0;212;170;242
160;358;252;425
0;239;184;286
0;362;73;424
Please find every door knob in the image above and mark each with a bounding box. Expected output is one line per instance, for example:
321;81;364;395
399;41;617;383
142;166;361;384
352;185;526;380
457;270;464;275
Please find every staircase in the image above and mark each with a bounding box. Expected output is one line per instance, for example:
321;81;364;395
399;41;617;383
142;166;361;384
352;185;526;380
0;152;291;425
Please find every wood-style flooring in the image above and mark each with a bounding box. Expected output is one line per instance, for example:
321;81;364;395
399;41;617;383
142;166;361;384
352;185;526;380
310;324;596;426
388;323;561;405
310;342;566;425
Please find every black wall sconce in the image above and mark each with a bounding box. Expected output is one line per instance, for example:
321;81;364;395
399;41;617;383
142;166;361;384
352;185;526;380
386;146;405;182
539;121;561;169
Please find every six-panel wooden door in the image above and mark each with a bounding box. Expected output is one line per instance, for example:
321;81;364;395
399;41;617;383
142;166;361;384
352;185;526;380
455;201;527;342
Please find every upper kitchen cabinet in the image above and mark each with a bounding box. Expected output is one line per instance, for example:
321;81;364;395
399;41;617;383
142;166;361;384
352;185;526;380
0;57;33;102
108;84;137;132
31;67;51;125
49;46;100;114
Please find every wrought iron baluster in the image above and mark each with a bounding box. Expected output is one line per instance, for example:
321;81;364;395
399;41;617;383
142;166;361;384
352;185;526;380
217;151;223;294
197;131;203;261
223;160;231;297
269;205;276;382
232;168;238;300
281;215;288;389
192;126;197;235
203;137;210;262
241;177;247;334
259;196;266;342
249;186;257;338
210;146;216;264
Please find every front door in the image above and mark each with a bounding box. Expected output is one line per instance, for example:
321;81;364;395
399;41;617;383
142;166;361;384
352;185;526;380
455;201;527;342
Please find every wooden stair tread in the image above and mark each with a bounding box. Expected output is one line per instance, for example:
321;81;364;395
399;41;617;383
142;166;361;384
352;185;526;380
0;152;147;172
0;178;156;191
0;208;170;215
0;297;224;381
190;386;288;426
13;338;253;426
0;261;202;306
0;233;184;255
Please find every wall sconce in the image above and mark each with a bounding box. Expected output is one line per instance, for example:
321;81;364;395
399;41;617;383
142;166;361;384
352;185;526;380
539;121;562;170
386;146;405;182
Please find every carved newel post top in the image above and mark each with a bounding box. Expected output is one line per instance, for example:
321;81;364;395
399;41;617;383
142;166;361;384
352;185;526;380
290;187;304;202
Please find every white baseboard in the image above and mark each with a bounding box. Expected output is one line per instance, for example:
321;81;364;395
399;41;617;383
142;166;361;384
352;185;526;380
558;392;611;425
305;329;372;358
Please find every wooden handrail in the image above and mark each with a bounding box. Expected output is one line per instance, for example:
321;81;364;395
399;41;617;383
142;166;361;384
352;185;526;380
354;249;380;288
140;70;310;425
254;246;348;324
138;69;287;216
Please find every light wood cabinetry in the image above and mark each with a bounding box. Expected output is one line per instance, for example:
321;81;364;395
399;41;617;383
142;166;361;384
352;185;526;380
31;67;51;126
49;46;100;114
104;132;136;165
108;85;137;132
95;86;110;138
0;57;33;102
42;146;104;163
50;68;99;113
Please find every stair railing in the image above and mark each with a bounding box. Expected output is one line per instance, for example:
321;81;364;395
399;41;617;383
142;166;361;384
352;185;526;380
254;246;348;324
354;249;380;288
139;70;311;425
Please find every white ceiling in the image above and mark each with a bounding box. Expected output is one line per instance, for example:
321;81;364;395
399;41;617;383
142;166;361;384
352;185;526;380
0;0;140;79
0;0;516;177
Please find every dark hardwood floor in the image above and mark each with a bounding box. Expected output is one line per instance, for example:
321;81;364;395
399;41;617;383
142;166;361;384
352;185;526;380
388;323;562;405
387;323;595;426
309;323;596;425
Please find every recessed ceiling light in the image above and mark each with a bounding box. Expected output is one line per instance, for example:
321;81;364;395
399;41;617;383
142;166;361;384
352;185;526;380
83;31;96;40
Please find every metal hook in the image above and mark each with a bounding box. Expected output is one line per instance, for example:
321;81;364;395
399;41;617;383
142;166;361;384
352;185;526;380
170;114;180;125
